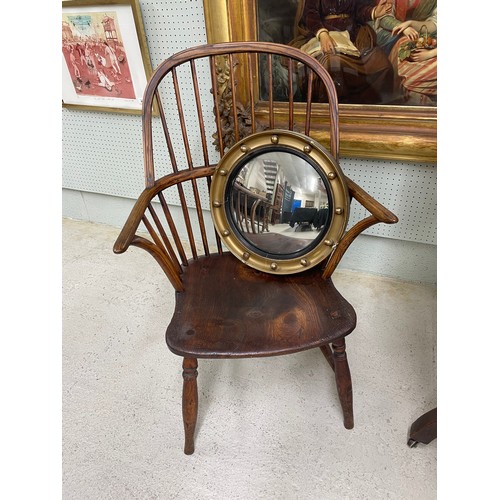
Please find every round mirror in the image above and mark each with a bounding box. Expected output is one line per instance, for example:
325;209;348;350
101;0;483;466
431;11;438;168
210;130;349;275
227;150;330;256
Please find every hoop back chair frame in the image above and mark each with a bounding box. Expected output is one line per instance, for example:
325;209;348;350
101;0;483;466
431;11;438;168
113;41;397;454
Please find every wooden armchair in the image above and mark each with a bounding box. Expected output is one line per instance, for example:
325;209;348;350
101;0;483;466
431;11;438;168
113;42;397;454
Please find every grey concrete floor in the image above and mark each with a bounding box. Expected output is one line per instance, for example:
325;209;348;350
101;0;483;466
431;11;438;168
62;217;437;500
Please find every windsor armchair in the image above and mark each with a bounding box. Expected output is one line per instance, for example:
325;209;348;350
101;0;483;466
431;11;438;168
113;41;397;454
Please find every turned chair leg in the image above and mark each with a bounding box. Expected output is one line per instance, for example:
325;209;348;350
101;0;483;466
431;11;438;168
332;338;354;429
182;357;198;455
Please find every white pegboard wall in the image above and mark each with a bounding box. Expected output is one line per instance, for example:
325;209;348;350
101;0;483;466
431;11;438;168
62;0;437;246
341;158;436;245
62;110;145;198
141;0;208;68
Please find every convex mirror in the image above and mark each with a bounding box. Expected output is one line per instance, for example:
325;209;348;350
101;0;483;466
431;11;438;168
210;130;349;274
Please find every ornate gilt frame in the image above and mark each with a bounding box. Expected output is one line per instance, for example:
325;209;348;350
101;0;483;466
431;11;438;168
203;0;437;163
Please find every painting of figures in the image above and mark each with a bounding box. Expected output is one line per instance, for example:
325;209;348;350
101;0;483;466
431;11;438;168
62;11;136;99
62;1;153;113
257;0;437;107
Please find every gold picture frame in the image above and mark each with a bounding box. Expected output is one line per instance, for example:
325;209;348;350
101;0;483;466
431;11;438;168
203;0;437;163
62;0;154;114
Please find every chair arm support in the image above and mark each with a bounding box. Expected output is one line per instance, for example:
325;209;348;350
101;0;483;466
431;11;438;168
130;235;184;292
321;176;398;279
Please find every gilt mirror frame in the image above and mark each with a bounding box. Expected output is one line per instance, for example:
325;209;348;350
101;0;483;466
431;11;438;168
203;0;437;163
210;130;350;275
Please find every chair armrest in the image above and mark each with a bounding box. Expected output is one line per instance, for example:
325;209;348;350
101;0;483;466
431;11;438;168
113;186;158;254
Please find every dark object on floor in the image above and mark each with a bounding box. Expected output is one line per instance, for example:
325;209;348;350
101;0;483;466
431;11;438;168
408;407;437;448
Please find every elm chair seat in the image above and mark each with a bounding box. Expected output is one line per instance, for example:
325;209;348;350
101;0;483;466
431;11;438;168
166;253;356;358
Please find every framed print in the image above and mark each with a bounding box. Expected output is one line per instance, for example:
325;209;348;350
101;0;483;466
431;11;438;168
62;0;154;114
203;0;437;162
